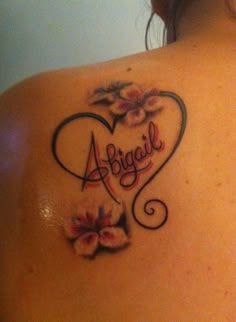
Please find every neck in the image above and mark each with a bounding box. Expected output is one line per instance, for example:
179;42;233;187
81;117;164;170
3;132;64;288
177;0;236;44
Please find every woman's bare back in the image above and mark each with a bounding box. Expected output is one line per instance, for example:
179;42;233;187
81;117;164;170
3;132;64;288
0;39;235;321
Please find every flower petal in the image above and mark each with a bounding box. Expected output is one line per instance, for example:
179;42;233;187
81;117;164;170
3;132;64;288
120;84;143;100
64;216;89;239
74;232;99;256
125;108;146;126
64;203;99;239
99;227;129;249
76;204;98;228
144;96;164;112
145;88;160;97
110;100;134;116
97;201;124;228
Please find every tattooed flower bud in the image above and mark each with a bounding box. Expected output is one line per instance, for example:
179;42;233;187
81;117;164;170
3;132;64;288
109;84;162;126
89;82;162;127
63;199;129;257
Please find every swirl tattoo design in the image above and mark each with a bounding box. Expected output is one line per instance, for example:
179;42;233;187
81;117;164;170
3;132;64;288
51;82;187;232
131;91;187;229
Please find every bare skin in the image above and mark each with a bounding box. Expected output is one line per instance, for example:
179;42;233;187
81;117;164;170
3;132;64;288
0;0;235;321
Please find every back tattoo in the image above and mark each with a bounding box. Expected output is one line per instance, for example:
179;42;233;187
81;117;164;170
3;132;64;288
52;81;187;257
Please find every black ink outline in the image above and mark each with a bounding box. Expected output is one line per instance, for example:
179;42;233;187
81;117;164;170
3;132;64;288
131;91;187;229
51;91;187;230
52;113;119;203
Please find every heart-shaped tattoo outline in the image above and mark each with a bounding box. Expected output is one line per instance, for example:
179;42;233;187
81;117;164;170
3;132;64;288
51;91;187;230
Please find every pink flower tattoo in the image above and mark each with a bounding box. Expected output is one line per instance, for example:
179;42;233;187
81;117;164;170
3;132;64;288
110;84;162;126
89;81;163;126
64;200;129;257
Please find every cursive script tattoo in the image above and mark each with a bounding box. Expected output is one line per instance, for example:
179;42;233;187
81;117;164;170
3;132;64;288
82;121;164;194
52;81;187;233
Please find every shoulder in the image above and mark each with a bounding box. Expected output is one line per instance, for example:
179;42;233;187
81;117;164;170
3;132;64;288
0;64;104;141
0;65;93;114
0;43;182;114
0;57;135;169
0;48;182;171
0;53;145;116
0;52;153;137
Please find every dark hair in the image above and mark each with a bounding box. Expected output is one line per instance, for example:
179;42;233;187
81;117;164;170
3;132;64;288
165;0;188;43
225;0;236;17
145;0;189;48
146;0;236;48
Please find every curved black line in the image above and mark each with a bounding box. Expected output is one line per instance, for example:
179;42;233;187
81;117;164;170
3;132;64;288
90;132;119;204
52;112;121;203
141;199;169;230
132;91;187;230
51;112;116;182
